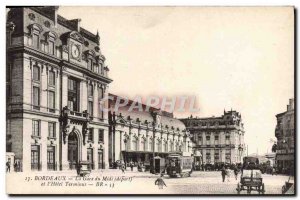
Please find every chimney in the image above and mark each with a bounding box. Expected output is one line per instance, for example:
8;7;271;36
69;19;81;32
53;6;59;27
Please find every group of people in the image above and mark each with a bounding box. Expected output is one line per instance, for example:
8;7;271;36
6;160;21;173
221;165;240;182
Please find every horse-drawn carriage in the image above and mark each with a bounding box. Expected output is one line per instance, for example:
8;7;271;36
237;156;265;194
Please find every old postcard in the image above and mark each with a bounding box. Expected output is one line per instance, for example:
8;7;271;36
6;6;295;195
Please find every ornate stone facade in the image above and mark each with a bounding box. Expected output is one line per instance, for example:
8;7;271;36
6;6;112;171
180;110;245;166
108;94;193;168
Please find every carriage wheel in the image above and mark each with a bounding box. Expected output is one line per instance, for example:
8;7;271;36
237;183;241;194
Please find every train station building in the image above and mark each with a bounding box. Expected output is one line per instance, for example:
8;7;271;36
108;94;194;168
6;6;112;172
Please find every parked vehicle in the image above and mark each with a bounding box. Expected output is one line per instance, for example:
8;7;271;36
165;154;193;177
237;156;265;194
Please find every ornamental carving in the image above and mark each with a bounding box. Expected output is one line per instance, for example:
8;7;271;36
60;106;71;144
69;31;84;44
28;13;35;21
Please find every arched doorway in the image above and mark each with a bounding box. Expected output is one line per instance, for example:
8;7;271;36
68;132;78;169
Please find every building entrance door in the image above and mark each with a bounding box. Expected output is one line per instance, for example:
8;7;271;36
68;132;78;170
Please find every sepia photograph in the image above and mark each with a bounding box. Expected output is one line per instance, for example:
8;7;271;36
5;6;295;195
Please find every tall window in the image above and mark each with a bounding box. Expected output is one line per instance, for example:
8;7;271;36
198;136;202;145
164;141;168;152
33;34;39;49
214;151;219;162
87;148;94;169
48;71;55;86
98;150;103;169
68;77;79;112
141;138;146;151
31;145;40;170
98;87;104;119
48;91;55;112
32;120;40;137
215;135;219;145
206;151;211;163
33;66;40;81
47;146;55;170
206;135;211;145
88;128;94;142
98;129;104;143
48;122;56;138
49;41;54;55
88;84;93;97
149;138;153;151
225;135;230;145
132;137;138;151
225;149;231;163
88;101;93;116
87;59;93;71
157;140;162;152
33;86;40;109
170;141;174;152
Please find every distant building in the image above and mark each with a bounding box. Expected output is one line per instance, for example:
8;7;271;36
275;98;295;174
108;94;193;168
180;110;245;165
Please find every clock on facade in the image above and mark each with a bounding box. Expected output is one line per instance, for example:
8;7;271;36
71;44;80;59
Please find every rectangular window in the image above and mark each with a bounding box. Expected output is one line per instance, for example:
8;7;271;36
198;136;202;145
215;135;219;145
98;87;104;100
47;146;55;170
225;135;230;145
88;59;93;71
88;84;93;97
49;71;55;86
31;145;40;170
48;91;55;111
68;78;79;112
48;122;56;138
33;34;39;49
98;151;103;169
206;136;211;145
141;139;146;151
88;101;93;116
33;66;40;81
98;129;104;143
33;86;40;109
87;148;94;169
49;41;54;55
32;120;40;137
88;128;94;142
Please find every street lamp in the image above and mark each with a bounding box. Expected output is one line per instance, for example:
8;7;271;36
238;145;243;163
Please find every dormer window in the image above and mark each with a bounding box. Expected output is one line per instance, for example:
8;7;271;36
28;23;43;50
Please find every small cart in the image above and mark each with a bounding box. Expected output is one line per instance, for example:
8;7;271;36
237;169;265;194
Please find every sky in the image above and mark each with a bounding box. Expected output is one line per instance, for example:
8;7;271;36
58;6;294;155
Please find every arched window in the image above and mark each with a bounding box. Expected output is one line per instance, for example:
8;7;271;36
141;137;146;151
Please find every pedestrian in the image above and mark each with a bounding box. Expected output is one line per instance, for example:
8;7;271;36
121;164;126;174
14;161;18;172
6;161;10;173
155;174;167;189
221;166;226;182
225;167;231;182
233;166;239;180
130;161;134;171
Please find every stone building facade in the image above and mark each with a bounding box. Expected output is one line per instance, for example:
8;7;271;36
108;94;193;167
275;98;295;174
180;110;245;165
6;6;112;172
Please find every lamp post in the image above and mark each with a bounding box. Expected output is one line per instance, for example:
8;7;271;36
238;145;243;163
